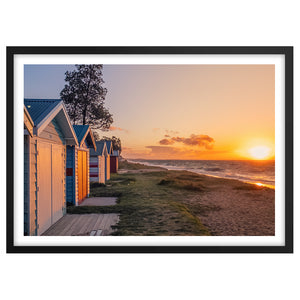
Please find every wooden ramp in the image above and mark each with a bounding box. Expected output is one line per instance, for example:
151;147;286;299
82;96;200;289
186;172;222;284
42;213;119;236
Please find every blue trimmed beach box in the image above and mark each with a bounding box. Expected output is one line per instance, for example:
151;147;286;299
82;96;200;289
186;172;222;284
24;99;78;236
66;125;96;206
89;141;108;183
104;141;113;180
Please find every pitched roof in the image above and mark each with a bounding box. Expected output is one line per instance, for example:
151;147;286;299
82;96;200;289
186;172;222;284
73;125;89;144
90;141;108;156
24;99;62;125
104;140;113;154
73;125;96;149
24;99;78;145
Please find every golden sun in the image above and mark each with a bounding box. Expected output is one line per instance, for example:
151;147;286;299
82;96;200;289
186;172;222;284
248;145;271;159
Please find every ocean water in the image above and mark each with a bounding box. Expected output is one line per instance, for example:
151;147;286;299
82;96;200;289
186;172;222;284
130;159;275;188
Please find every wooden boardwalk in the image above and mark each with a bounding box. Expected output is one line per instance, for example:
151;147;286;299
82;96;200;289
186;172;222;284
42;213;119;236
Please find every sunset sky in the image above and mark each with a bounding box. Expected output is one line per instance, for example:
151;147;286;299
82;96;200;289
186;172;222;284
24;64;275;160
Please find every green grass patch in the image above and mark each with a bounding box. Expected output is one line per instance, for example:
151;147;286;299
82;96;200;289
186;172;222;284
69;166;212;236
158;173;206;192
110;177;136;186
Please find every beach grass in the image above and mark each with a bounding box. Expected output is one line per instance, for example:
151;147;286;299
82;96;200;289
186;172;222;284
68;168;212;236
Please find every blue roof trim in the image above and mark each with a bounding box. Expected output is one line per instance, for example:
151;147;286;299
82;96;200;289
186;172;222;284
24;99;61;125
73;125;89;145
105;141;113;154
73;125;96;149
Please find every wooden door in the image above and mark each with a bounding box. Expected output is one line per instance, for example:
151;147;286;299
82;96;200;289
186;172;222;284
82;151;87;199
78;150;83;202
78;150;88;204
100;156;105;183
37;142;52;235
37;141;65;235
106;156;110;180
51;144;64;224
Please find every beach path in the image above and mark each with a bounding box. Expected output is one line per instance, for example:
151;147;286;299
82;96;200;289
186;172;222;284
79;197;117;206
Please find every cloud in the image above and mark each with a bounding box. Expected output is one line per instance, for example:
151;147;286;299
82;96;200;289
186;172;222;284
159;138;174;145
159;134;215;150
109;126;129;133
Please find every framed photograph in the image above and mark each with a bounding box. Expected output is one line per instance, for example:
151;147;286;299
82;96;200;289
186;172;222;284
7;46;293;253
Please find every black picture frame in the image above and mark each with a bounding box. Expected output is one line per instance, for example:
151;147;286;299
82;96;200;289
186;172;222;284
6;46;293;253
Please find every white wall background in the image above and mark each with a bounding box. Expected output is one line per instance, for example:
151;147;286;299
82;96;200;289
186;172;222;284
0;1;298;299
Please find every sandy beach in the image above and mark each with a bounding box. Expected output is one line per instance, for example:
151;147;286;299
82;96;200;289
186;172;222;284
180;177;275;236
118;161;275;236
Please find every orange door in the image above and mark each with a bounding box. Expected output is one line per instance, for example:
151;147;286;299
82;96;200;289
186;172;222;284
78;150;88;204
78;150;83;202
82;151;87;199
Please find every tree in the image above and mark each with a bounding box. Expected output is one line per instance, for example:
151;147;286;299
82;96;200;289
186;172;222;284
96;135;122;154
60;65;113;130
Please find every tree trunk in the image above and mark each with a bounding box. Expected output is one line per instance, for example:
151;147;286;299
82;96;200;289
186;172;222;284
82;107;87;125
72;104;78;125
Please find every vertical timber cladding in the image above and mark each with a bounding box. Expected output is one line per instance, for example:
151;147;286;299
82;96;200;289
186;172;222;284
87;150;90;197
51;144;64;224
99;156;105;183
37;140;65;235
77;150;88;204
83;151;87;199
78;150;83;202
24;135;30;235
37;142;52;235
105;155;110;181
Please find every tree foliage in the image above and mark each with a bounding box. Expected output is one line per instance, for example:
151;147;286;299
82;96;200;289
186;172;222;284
60;64;113;130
